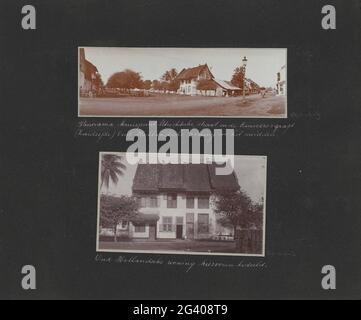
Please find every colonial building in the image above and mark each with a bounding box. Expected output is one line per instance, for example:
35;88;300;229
276;65;287;95
245;78;261;94
125;163;240;241
79;48;101;97
176;64;243;97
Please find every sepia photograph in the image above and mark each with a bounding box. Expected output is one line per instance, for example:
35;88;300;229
79;47;287;118
96;153;267;256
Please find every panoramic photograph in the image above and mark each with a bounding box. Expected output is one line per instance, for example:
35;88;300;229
79;47;287;118
97;153;267;256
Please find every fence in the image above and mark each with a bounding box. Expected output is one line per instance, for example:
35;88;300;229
236;229;263;254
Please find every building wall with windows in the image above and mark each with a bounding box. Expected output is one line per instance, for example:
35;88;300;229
130;223;150;239
129;163;240;241
132;192;233;240
178;79;198;96
277;65;287;96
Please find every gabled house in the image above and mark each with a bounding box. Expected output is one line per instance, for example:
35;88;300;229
128;163;240;241
176;64;244;97
245;78;261;94
176;64;215;96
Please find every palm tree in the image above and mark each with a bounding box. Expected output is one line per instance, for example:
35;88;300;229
100;154;126;193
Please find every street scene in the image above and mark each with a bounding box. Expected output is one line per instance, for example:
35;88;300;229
79;47;287;117
80;93;286;117
97;153;266;256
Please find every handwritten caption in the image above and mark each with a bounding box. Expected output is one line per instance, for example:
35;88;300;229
95;254;267;273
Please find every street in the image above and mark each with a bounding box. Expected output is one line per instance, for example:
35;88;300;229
79;94;287;117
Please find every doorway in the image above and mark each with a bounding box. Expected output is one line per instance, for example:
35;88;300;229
176;225;183;239
186;213;194;239
149;224;156;240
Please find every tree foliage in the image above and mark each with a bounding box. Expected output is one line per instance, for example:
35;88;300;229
106;69;143;90
213;190;263;231
231;67;245;90
101;154;126;190
141;79;152;90
249;81;260;92
161;68;178;82
151;79;162;90
160;68;179;92
94;73;104;88
100;195;140;241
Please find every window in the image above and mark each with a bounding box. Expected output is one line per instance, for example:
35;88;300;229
186;196;195;209
167;194;177;208
186;213;194;223
198;214;209;233
138;196;147;208
149;196;158;208
121;220;128;229
198;196;210;209
134;224;146;233
162;217;173;232
176;217;184;225
138;196;158;208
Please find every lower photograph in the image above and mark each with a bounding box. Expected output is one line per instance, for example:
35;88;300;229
96;153;267;256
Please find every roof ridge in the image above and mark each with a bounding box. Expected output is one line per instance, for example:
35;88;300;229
133;163;239;193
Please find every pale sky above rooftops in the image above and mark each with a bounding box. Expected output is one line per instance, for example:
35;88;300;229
101;153;267;204
83;47;286;88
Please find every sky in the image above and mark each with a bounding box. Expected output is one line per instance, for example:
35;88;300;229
101;154;267;204
83;47;286;88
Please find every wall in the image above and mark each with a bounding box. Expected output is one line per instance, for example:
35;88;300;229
154;193;217;240
277;65;287;95
129;223;150;239
131;193;234;240
178;80;198;96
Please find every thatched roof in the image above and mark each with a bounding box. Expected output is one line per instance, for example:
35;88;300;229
197;79;219;90
176;64;214;80
79;48;98;80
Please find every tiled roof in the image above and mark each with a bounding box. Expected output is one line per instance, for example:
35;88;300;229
131;213;160;223
132;163;239;193
132;164;159;192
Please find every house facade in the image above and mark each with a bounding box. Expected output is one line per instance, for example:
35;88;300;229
177;64;214;96
79;48;101;97
245;78;261;94
276;65;287;95
176;64;243;97
126;163;240;241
